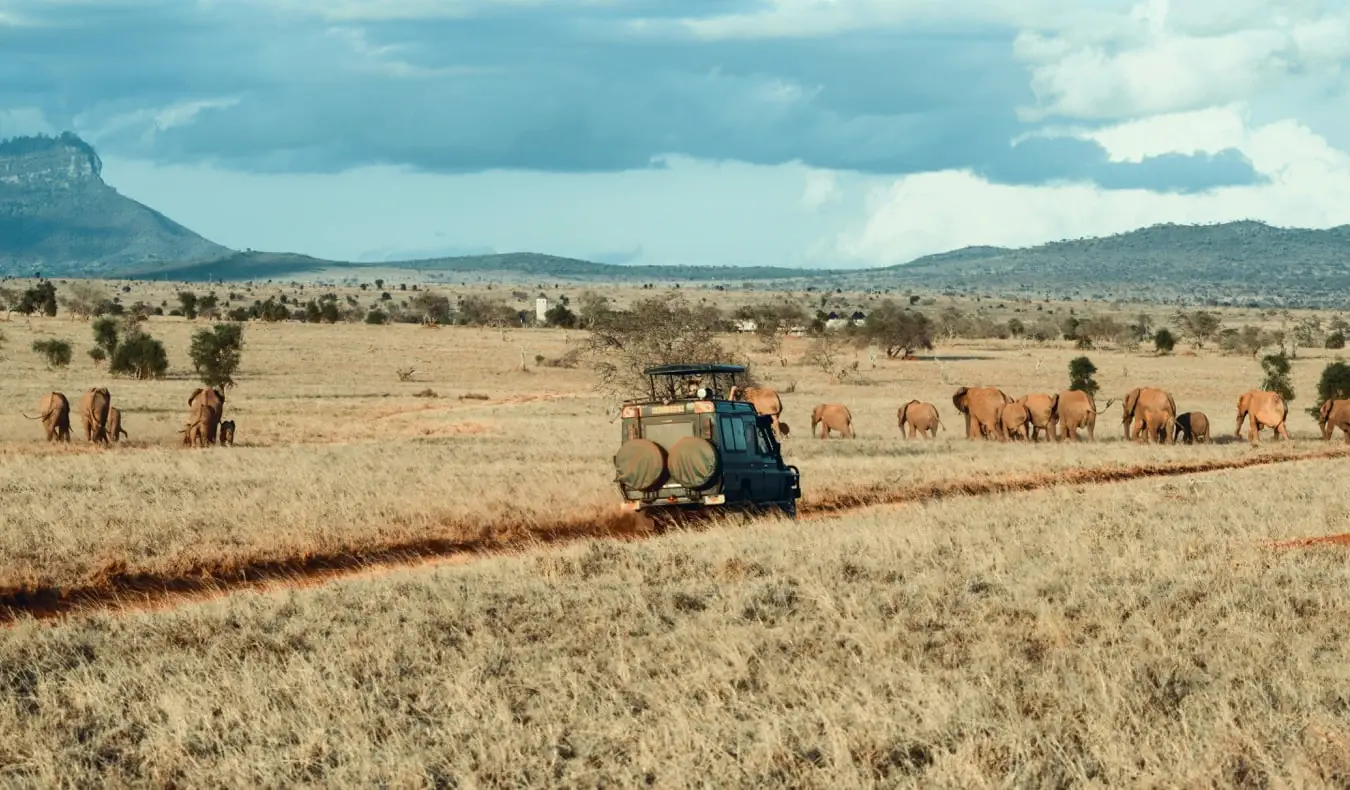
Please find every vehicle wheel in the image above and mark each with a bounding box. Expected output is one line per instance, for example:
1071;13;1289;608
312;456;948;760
778;500;797;520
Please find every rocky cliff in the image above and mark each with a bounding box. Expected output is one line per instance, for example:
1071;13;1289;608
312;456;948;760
0;133;231;275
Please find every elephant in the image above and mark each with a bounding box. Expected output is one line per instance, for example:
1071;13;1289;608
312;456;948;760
1121;386;1177;444
1174;411;1209;444
897;400;943;439
810;403;854;438
1319;399;1350;443
1235;390;1289;443
1054;390;1097;441
107;406;128;443
1018;393;1058;442
952;386;1012;441
180;403;212;448
1001;402;1031;441
79;387;112;444
188;387;226;445
219;420;236;446
23;392;72;442
728;385;789;437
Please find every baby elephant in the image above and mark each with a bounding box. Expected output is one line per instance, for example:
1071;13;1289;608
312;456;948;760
107;406;128;443
1001;401;1031;441
219;420;236;446
1174;411;1210;444
810;403;854;438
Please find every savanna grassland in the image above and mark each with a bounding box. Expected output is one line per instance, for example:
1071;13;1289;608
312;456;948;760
2;281;1350;787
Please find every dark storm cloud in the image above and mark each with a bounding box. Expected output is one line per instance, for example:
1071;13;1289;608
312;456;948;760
979;136;1264;193
1;0;1263;191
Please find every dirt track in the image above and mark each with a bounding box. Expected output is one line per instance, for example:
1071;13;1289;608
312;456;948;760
4;446;1349;626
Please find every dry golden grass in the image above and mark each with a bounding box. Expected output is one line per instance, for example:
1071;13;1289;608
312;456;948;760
3;460;1350;786
4;292;1350;785
0;311;1345;593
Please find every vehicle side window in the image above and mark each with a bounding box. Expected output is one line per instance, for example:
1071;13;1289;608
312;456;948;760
743;417;765;455
753;422;773;456
719;416;747;452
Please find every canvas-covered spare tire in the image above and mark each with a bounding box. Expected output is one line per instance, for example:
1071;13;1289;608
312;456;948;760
668;436;717;488
615;438;666;490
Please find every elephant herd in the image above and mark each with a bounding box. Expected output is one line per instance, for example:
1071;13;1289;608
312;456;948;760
728;383;1350;446
22;386;236;448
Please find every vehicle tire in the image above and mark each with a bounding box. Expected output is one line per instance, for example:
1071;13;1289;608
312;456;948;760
614;438;666;490
779;500;797;520
668;436;717;488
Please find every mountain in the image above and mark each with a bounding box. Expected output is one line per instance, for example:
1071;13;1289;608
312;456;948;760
0;133;230;274
4;133;1350;306
841;221;1350;307
117;250;827;283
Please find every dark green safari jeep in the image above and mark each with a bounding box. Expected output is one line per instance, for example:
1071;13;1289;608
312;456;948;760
613;364;801;520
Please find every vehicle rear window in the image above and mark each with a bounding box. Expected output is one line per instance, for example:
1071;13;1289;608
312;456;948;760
718;416;747;452
643;419;693;450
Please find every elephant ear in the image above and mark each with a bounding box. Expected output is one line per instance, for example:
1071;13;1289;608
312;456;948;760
1050;393;1060;411
952;387;968;411
189;388;203;406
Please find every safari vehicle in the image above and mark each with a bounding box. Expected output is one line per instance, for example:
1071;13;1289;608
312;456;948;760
613;363;801;520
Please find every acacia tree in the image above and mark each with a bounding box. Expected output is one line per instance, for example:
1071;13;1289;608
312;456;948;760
1260;351;1294;402
858;299;933;358
1068;356;1099;397
189;323;246;389
581;293;730;399
1173;310;1222;349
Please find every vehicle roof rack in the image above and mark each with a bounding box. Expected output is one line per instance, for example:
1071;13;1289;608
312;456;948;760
642;363;746;376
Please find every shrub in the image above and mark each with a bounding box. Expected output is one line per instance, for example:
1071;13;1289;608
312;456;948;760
177;291;198;319
1327;332;1346;350
857;300;933;358
18;281;58;316
1068;356;1099;397
1154;328;1176;354
544;303;577;328
189;324;245;389
1260;351;1295;402
88;346;107;365
1310;361;1350;417
110;331;169;380
365;308;388;325
31;338;72;368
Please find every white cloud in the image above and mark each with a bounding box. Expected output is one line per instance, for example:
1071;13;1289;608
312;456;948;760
0;107;55;138
269;0;618;22
801;170;840;211
837;111;1350;265
630;0;1129;41
74;98;240;146
1016;1;1350;121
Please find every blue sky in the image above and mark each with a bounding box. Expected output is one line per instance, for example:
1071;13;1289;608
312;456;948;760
3;0;1350;267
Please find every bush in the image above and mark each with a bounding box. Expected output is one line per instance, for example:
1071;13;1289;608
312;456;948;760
1260;351;1295;402
1068;356;1099;397
1327;332;1346;350
189;323;245;389
32;338;72;368
544;303;577;328
1154;328;1176;354
857;300;933;358
1310;361;1350;417
110;331;169;380
18;281;58;316
365;308;389;325
178;291;198;320
88;346;107;365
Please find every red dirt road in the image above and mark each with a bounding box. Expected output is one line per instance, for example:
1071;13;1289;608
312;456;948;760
4;446;1348;626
